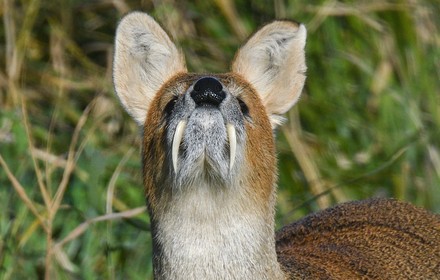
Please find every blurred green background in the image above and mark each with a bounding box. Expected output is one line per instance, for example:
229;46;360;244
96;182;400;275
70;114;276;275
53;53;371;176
1;0;439;279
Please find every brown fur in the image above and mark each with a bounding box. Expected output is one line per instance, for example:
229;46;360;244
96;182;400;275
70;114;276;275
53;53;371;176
227;73;278;206
276;199;440;279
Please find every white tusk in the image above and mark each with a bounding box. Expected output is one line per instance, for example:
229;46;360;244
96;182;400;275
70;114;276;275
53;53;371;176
227;124;236;172
172;120;187;173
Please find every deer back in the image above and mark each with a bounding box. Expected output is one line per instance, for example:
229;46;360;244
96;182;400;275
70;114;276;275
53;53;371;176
276;198;440;279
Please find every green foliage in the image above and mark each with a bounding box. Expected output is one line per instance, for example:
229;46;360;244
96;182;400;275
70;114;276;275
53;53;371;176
0;0;439;279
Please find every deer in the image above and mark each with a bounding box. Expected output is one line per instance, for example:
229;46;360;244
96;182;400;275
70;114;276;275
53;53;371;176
112;12;440;279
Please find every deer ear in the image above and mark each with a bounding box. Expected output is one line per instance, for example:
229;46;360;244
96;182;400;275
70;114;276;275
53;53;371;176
113;12;187;126
232;21;307;127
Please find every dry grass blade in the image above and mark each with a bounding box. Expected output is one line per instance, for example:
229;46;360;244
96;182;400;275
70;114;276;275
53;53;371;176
428;146;440;178
4;0;41;82
50;99;95;216
0;154;48;232
14;0;41;75
53;246;77;273
54;206;147;249
284;145;412;220
31;147;68;168
49;21;103;73
39;72;98;90
106;148;135;214
111;0;130;14
21;95;52;208
18;218;41;248
306;1;401;32
282;110;330;209
3;0;15;76
214;0;249;40
3;0;18;106
282;110;347;208
305;2;411;15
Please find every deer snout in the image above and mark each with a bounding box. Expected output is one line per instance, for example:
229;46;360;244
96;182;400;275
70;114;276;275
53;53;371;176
168;75;245;182
190;77;226;107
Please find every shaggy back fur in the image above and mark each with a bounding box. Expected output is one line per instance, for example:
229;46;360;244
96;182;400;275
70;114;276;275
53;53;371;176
277;199;440;279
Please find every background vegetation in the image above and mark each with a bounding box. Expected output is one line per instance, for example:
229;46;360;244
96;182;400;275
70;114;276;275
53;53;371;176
1;0;439;279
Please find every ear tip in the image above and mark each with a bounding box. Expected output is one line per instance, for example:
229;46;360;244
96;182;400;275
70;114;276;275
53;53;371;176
120;11;151;22
266;20;307;43
298;23;307;37
117;11;156;33
284;21;307;40
270;20;306;30
284;21;307;48
297;24;307;47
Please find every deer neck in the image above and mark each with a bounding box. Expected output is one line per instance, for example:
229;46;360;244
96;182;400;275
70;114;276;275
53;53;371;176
149;180;285;280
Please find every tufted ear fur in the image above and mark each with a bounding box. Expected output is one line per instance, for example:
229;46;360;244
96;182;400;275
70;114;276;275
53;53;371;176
113;12;187;126
232;21;307;127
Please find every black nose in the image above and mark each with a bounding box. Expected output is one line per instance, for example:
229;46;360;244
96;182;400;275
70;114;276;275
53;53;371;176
190;77;226;106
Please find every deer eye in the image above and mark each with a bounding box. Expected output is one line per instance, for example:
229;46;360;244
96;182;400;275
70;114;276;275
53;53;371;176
238;98;249;116
164;97;178;116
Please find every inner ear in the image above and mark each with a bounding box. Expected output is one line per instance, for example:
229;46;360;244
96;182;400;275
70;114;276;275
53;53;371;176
113;12;187;126
231;21;307;124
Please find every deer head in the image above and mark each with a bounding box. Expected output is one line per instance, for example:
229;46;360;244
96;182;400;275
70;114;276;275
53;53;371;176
113;12;306;279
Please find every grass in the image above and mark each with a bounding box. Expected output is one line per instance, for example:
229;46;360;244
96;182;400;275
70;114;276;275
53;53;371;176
1;0;439;279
